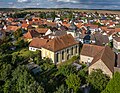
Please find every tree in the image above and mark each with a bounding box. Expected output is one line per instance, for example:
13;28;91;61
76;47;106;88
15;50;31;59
15;38;27;48
87;69;110;93
54;85;68;93
13;28;22;40
66;73;81;92
102;72;120;93
51;11;56;21
78;68;88;84
37;85;45;93
12;53;19;65
39;12;46;19
0;64;12;80
4;80;11;93
9;65;43;93
57;65;76;77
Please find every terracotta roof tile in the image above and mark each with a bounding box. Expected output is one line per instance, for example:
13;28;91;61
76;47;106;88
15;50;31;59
45;22;57;27
36;28;48;34
81;44;104;57
29;37;48;48
91;46;115;72
76;23;83;28
62;23;71;28
23;30;40;39
22;23;29;28
6;26;20;32
43;34;79;52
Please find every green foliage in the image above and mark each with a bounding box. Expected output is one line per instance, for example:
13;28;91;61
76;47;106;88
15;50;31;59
13;28;23;40
0;42;13;53
102;72;120;93
66;73;81;92
57;64;76;77
78;68;88;84
51;11;56;20
108;41;113;48
58;55;79;66
12;12;31;18
0;54;12;63
87;69;110;93
39;12;46;18
0;64;12;80
3;65;44;93
54;85;68;93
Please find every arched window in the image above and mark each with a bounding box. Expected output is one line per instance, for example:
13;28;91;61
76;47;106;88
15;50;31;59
56;53;59;62
62;51;64;60
71;47;73;55
75;46;77;53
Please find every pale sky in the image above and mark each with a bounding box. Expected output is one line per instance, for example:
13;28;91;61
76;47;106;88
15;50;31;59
0;0;120;9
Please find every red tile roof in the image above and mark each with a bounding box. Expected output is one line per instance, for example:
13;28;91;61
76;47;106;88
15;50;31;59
91;46;115;72
6;26;20;32
62;22;70;28
36;28;48;34
22;23;29;28
43;34;79;52
23;30;40;39
29;37;48;48
81;44;104;57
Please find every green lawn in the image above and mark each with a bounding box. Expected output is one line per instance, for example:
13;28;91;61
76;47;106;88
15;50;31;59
12;48;37;59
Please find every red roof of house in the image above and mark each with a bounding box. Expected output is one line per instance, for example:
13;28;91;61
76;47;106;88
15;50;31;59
6;26;20;32
76;23;83;28
81;44;104;57
23;30;40;39
62;22;70;28
36;28;48;34
29;37;48;48
22;23;29;28
91;46;115;72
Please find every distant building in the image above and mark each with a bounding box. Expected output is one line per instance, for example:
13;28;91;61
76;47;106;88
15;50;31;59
23;30;40;42
113;37;120;51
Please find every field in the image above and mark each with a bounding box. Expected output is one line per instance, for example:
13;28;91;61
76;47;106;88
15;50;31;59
0;8;120;15
22;8;120;15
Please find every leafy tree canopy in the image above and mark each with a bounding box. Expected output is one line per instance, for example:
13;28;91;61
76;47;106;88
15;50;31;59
87;69;110;93
102;72;120;93
66;73;81;92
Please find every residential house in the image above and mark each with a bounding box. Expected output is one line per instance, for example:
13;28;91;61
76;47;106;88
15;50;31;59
66;22;80;38
80;44;104;65
94;32;109;46
113;37;120;51
36;28;49;36
47;18;53;22
45;22;57;28
89;46;115;78
5;25;20;33
23;30;40;42
21;23;29;30
48;30;67;39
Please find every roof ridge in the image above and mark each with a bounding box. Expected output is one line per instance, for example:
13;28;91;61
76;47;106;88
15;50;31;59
100;46;114;72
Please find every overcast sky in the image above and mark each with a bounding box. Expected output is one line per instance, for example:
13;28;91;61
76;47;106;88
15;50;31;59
0;0;120;9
